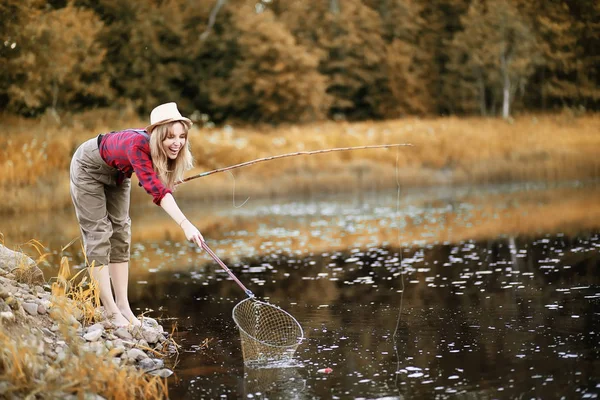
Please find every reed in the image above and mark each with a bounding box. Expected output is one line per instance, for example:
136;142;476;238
1;109;599;214
0;241;170;399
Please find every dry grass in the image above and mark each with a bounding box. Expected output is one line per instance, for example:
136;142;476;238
1;109;599;214
0;241;170;399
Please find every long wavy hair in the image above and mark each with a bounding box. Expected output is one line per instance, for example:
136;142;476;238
149;121;194;189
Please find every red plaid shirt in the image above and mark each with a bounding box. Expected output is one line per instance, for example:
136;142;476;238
98;129;171;205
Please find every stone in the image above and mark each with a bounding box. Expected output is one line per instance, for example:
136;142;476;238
87;323;104;333
114;328;133;340
149;369;173;378
5;296;19;310
22;302;39;316
0;244;36;272
110;346;126;357
142;329;161;344
83;329;103;342
126;348;148;361
13;265;45;285
140;317;161;330
0;311;15;321
37;303;47;314
138;358;157;371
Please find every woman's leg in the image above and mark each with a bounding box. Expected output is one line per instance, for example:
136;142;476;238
109;261;140;325
105;178;140;325
70;139;129;327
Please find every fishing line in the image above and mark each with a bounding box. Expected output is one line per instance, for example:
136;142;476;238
227;170;250;208
393;147;406;389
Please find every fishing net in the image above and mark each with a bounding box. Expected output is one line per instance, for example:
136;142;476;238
232;298;304;366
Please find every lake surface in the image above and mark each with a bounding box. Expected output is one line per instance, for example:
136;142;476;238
1;181;599;399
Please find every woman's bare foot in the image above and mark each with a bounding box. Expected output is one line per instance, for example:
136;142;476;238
119;306;141;326
108;311;130;327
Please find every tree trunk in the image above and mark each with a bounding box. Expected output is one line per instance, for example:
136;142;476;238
330;0;340;14
200;0;227;41
476;68;486;116
501;53;511;119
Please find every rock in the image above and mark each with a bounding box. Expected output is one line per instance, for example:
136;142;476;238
0;311;15;321
14;265;45;285
138;358;158;371
114;328;133;340
110;346;126;357
5;296;19;310
149;369;173;378
142;329;161;344
140;317;161;331
41;327;55;337
37;303;47;314
126;348;148;361
56;349;67;363
87;323;104;333
0;244;36;272
151;358;164;370
22;302;39;316
83;329;103;342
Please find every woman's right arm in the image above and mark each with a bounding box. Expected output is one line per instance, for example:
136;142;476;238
160;193;205;248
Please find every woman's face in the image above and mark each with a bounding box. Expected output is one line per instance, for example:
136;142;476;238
162;122;187;160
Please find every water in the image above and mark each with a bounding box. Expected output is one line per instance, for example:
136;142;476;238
1;181;599;399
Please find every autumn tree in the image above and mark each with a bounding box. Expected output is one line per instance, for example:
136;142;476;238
445;0;540;118
371;0;430;116
416;0;470;115
6;2;112;115
279;0;393;120
522;0;600;110
206;4;330;123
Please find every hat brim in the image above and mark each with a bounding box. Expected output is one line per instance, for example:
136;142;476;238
146;117;193;134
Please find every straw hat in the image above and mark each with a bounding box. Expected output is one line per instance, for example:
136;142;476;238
146;102;193;134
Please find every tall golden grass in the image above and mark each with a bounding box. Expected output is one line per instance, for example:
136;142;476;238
0;241;170;399
1;109;599;214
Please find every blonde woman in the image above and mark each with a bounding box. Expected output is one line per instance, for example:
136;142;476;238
70;102;204;327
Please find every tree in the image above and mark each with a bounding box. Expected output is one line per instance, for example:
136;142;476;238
6;2;112;115
523;0;600;109
279;0;392;120
375;0;430;116
446;0;540;118
0;0;43;111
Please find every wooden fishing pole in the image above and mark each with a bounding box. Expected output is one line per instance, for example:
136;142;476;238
178;143;413;185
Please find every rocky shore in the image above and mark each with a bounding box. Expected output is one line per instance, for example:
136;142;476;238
0;244;173;399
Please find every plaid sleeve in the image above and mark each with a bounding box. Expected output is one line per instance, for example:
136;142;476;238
127;143;172;205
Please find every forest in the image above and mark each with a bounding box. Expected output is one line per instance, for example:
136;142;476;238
1;0;598;124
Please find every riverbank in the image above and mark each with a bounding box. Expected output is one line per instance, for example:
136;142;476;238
1;110;599;215
0;244;175;399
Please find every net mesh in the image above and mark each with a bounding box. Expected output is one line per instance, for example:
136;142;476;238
232;298;304;366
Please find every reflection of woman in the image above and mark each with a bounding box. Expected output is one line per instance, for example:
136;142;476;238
70;102;204;326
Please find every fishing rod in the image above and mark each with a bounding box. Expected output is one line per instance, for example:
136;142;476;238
178;143;413;185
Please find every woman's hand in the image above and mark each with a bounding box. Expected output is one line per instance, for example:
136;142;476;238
181;220;204;248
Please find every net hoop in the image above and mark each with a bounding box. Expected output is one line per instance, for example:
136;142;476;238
232;298;304;366
232;298;304;348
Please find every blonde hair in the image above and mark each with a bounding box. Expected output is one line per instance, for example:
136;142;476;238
149;121;194;189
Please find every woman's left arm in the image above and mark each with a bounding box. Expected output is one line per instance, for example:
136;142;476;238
160;193;205;248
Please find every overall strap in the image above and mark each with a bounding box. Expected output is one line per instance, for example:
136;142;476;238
131;129;150;140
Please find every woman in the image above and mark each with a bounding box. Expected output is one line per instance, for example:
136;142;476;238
70;102;204;327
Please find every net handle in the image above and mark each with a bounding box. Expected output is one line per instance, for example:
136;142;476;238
202;241;255;298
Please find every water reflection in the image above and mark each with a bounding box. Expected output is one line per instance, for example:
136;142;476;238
135;231;598;399
1;181;599;398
